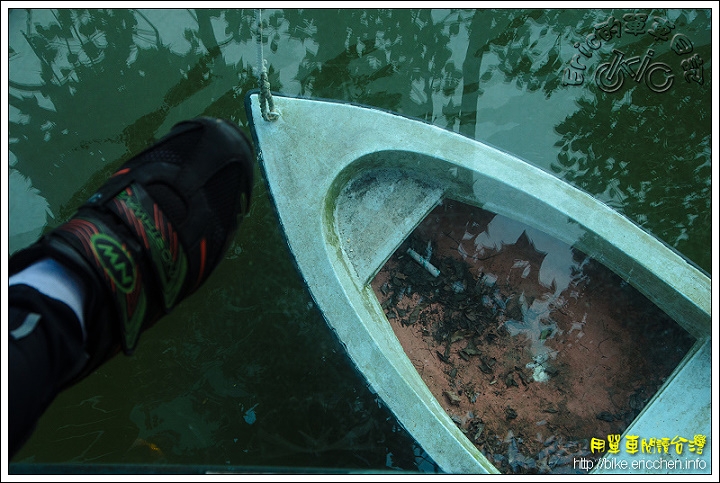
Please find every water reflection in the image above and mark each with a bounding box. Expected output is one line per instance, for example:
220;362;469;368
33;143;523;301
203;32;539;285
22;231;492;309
8;168;53;254
7;7;711;473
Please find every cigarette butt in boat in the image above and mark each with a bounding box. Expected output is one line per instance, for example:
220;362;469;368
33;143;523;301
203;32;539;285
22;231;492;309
407;247;440;277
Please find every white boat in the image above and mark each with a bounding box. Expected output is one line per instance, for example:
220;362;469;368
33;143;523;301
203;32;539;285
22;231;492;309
244;91;711;474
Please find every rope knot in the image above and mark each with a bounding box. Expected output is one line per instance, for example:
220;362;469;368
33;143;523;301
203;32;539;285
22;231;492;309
256;10;279;122
259;60;279;122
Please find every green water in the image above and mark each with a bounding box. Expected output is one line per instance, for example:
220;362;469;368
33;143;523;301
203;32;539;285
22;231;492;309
6;8;712;473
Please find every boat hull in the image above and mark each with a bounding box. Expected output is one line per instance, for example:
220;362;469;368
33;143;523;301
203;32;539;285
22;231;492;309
245;91;711;474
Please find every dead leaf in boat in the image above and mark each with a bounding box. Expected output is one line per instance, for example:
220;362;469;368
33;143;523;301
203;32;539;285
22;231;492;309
462;339;482;355
444;390;462;406
478;357;494;375
450;330;472;343
436;350;450;364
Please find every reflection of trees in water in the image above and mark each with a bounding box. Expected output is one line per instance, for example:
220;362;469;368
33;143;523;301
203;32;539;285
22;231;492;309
271;9;568;132
550;10;711;272
278;9;460;123
259;8;710;271
553;86;711;272
10;9;259;219
9;7;711;467
12;9;710;271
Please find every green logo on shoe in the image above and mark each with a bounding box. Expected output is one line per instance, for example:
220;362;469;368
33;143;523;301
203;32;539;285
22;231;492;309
91;233;136;293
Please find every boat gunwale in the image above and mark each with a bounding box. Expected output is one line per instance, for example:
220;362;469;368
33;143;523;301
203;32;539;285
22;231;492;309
245;89;710;281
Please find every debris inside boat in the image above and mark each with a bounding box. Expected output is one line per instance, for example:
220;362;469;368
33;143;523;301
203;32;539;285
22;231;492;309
371;200;696;475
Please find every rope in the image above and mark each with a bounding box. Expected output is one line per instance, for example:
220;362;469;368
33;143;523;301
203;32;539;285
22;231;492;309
256;9;279;121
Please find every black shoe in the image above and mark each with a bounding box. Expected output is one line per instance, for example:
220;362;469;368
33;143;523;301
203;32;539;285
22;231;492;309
10;117;254;381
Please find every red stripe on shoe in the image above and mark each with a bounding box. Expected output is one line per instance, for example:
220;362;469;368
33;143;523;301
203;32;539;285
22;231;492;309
196;238;207;288
112;167;131;177
116;195;149;250
153;204;165;242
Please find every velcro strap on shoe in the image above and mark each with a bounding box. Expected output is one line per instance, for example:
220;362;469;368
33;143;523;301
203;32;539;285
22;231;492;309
106;183;189;311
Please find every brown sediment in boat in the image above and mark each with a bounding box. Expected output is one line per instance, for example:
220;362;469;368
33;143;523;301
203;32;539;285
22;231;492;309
371;200;695;474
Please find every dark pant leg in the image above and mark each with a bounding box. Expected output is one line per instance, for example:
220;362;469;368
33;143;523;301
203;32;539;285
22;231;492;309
8;284;89;460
